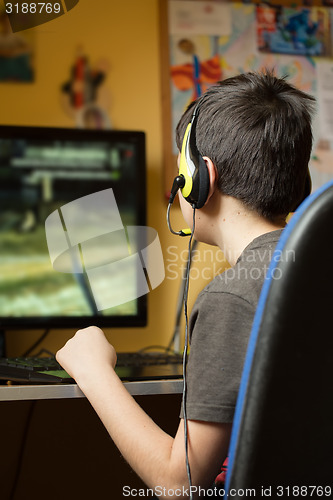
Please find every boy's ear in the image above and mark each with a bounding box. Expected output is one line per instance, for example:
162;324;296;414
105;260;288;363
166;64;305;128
202;156;218;204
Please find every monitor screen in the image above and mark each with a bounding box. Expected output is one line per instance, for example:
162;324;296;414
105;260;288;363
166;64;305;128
0;125;147;329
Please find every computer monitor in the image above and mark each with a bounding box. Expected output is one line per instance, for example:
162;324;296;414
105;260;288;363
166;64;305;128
0;125;147;330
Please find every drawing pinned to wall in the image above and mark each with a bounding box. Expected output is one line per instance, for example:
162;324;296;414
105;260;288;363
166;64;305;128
256;4;281;50
60;46;112;129
168;3;318;153
256;5;332;57
168;0;231;37
0;10;34;82
170;34;222;145
171;36;222;101
169;0;231;148
162;0;333;196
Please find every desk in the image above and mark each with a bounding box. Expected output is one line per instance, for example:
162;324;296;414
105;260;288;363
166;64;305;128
0;379;183;500
0;378;183;401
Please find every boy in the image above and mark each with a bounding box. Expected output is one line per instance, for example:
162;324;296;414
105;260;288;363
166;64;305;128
56;71;315;497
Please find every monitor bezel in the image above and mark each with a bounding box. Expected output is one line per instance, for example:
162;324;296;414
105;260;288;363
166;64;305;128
0;125;148;330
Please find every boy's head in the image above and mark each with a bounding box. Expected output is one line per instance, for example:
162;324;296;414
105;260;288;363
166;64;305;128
175;70;315;221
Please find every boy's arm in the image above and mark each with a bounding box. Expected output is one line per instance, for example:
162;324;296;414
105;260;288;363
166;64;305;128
56;326;231;494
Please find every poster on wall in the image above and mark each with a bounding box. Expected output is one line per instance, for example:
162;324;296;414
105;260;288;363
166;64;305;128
256;5;332;57
166;1;333;192
169;3;317;150
0;9;34;82
60;46;112;129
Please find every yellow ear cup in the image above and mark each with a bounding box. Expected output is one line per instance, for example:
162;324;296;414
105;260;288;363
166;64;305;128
179;123;193;199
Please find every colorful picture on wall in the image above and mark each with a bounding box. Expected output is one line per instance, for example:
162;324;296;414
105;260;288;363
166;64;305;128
60;46;112;129
0;11;34;82
170;37;222;102
168;3;318;154
170;34;222;149
256;5;332;57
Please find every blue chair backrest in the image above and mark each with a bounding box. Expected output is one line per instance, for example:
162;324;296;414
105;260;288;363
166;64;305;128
225;179;333;497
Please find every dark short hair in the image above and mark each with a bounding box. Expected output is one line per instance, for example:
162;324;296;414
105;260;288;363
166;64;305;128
175;70;315;220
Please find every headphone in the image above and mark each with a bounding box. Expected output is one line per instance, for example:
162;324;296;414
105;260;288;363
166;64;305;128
177;104;210;209
169;104;209;209
167;104;210;237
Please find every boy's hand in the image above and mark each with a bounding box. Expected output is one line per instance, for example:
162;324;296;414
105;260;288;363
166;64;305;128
56;326;117;385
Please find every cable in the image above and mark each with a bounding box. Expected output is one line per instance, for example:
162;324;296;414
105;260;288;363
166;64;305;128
166;203;191;238
166;178;196;496
182;205;196;500
167;239;198;352
9;401;36;500
138;345;179;354
22;329;50;357
33;348;56;358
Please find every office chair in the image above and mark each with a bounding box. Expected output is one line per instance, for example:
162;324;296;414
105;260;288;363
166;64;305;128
225;179;333;497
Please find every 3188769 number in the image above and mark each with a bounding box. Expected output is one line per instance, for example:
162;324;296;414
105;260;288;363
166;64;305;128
277;486;332;497
5;3;61;14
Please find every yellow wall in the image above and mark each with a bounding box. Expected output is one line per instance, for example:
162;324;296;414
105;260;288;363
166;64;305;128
1;0;227;356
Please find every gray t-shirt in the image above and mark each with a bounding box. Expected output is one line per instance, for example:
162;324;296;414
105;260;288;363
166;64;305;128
181;229;283;423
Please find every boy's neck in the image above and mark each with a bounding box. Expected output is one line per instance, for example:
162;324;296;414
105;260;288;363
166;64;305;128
210;195;286;266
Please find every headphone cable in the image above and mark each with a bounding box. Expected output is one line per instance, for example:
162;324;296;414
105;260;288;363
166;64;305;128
167;239;198;351
182;205;196;500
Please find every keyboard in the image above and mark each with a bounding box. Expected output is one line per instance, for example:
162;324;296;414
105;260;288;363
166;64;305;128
0;351;184;384
115;351;184;381
0;356;75;383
